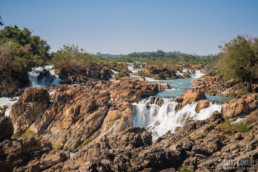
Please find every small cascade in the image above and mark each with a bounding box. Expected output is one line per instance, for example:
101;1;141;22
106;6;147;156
0;65;62;116
190;70;205;79
109;69;119;81
127;63;143;73
133;97;221;140
0;97;18;116
28;65;61;87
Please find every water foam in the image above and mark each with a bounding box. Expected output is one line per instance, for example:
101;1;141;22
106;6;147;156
133;97;221;140
27;65;61;87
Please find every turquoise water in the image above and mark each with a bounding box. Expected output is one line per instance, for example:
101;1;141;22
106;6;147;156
150;78;232;104
150;78;192;97
206;95;232;103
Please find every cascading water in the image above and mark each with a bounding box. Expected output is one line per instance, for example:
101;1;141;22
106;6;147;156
132;69;227;140
190;70;205;79
28;65;61;87
0;64;62;116
0;97;18;116
109;69;119;81
133;97;222;140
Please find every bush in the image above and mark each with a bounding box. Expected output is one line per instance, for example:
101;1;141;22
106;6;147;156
0;26;50;74
218;118;233;134
233;122;250;133
114;72;129;80
180;167;193;172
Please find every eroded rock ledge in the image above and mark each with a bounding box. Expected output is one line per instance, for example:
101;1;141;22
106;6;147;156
9;78;168;151
46;111;258;171
190;73;258;96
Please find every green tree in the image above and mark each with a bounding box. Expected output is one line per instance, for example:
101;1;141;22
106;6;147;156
0;26;50;74
217;35;258;92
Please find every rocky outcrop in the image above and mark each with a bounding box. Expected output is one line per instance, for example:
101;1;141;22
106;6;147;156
0;113;13;141
222;94;257;118
37;69;55;85
182;90;206;106
139;65;182;80
196;100;209;113
0;71;29;97
190;74;258;96
114;68;130;80
50;127;184;171
0;137;69;172
9;78;162;151
43;111;258;171
57;63;112;84
10;88;50;137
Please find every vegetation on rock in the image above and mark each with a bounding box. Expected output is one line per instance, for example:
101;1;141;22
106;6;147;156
217;35;258;92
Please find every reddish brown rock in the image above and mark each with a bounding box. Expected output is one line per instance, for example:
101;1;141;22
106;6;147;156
9;78;160;151
196;100;209;113
0;113;13;141
222;94;257;118
0;137;69;172
141;65;182;80
57;63;112;84
10;88;50;137
182;90;206;106
0;71;29;97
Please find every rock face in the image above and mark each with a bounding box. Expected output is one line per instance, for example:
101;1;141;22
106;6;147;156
222;94;257;118
0;71;29;97
0;137;69;172
190;73;258;96
9;78;162;151
0;113;13;141
196;99;209;113
10;88;50;137
37;69;55;85
182;90;206;106
57;63;112;84
140;65;183;80
43;111;258;171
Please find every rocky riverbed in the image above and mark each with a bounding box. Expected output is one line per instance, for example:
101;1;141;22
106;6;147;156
0;64;257;171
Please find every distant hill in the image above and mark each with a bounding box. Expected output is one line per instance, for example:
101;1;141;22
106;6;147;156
123;50;217;60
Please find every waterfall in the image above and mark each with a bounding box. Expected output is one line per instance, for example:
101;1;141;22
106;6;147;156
27;65;61;87
133;97;221;140
109;69;119;81
0;97;18;116
0;65;62;116
191;70;205;79
127;62;143;73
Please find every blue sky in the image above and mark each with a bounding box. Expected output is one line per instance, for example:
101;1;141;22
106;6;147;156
0;0;257;55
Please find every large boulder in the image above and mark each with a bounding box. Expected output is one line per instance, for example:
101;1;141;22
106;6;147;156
57;63;112;84
37;69;55;86
0;137;69;172
0;113;13;141
0;71;29;97
182;90;206;106
222;94;257;118
8;78;160;151
141;65;182;80
9;88;50;137
196;99;209;113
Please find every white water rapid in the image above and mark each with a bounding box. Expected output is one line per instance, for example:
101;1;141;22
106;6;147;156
132;68;224;140
0;65;61;116
133;97;222;140
27;65;61;87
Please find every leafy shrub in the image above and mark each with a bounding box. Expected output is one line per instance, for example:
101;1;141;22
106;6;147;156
0;26;50;74
218;118;233;134
180;167;193;172
114;72;129;80
233;122;250;133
